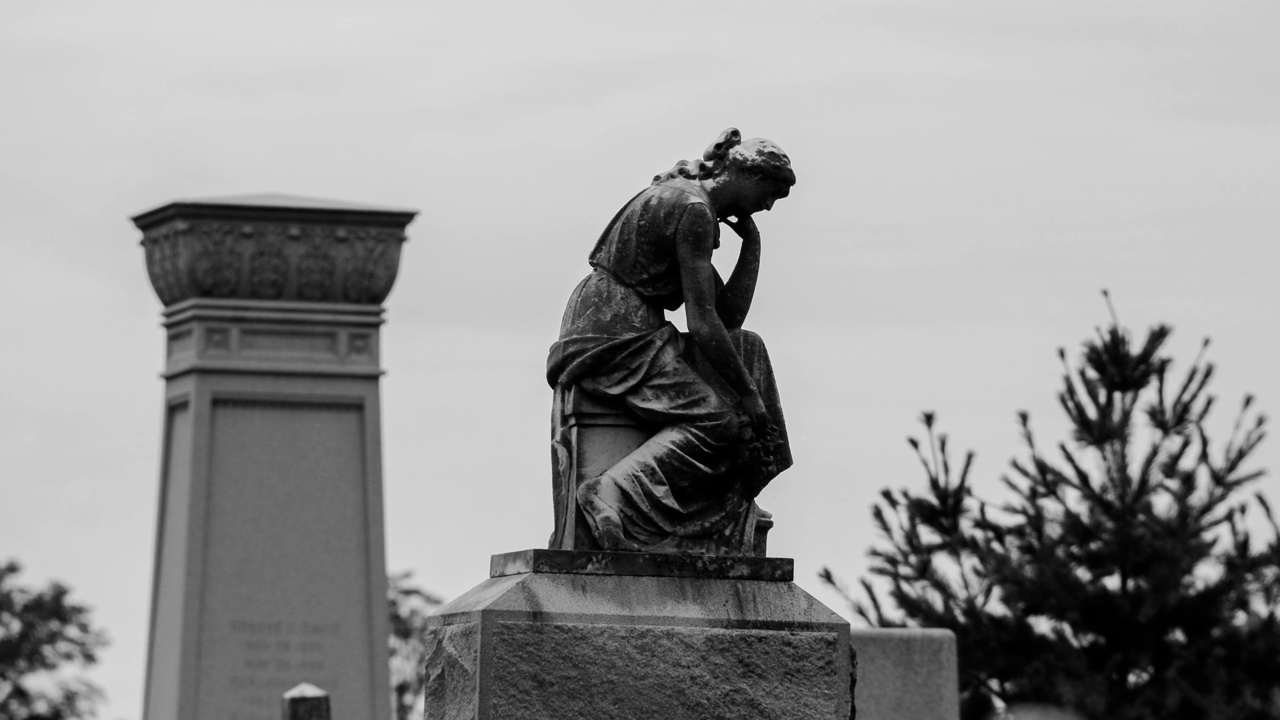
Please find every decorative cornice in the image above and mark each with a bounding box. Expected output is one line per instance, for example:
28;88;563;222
160;298;386;380
134;195;417;307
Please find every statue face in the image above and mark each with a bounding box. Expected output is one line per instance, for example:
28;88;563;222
721;169;791;218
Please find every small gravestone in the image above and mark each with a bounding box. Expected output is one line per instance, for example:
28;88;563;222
135;195;417;720
282;683;330;720
850;629;959;719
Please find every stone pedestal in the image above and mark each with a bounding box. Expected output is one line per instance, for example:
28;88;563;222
425;550;853;720
548;386;649;551
850;629;959;720
134;194;417;720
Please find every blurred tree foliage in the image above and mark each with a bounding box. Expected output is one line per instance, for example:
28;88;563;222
0;560;108;720
823;306;1280;720
388;571;441;720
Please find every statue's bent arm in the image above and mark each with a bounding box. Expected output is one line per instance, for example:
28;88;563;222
716;216;762;331
675;204;761;413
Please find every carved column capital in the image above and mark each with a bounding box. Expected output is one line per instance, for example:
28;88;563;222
133;194;418;307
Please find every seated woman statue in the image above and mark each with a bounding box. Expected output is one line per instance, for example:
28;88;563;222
547;127;795;555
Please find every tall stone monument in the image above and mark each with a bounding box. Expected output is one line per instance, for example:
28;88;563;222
426;130;857;718
134;194;417;720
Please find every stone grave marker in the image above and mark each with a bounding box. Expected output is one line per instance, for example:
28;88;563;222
134;194;417;720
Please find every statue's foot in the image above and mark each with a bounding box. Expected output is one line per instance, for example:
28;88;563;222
578;481;638;551
593;515;634;551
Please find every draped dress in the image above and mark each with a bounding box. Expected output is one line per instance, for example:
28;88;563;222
546;175;791;555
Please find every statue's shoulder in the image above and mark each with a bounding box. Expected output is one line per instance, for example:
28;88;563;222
645;177;712;214
641;179;717;248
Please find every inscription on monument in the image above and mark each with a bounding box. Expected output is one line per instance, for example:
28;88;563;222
225;619;341;720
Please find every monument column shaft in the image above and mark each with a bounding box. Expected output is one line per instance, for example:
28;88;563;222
134;196;416;720
146;301;391;720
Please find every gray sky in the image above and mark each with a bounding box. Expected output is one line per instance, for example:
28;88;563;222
2;2;1278;718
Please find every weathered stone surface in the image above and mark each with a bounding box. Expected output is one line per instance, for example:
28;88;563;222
422;623;479;720
425;570;852;719
491;548;793;581
850;628;959;720
435;571;840;626
489;622;840;720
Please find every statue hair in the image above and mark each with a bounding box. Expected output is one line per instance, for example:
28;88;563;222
652;128;796;186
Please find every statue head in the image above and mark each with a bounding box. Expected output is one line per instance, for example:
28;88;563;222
653;128;795;216
701;128;795;187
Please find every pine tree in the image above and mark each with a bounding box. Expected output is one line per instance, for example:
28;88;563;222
823;303;1280;720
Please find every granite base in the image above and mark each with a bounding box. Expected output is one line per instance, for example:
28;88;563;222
424;550;853;720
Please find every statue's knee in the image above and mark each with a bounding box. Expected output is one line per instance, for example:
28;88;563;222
697;410;744;446
729;328;766;351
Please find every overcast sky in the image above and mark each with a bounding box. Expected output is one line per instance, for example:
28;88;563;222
3;2;1278;719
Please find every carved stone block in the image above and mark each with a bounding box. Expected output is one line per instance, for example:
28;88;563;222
487;622;840;719
422;623;480;720
132;194;416;307
424;560;853;720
